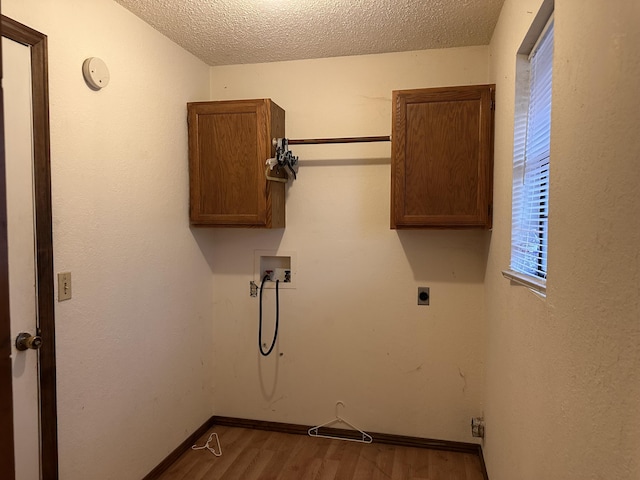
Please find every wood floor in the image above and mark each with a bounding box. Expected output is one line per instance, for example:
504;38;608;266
157;426;486;480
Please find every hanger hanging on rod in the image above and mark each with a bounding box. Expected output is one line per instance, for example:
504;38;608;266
266;138;299;183
308;401;373;444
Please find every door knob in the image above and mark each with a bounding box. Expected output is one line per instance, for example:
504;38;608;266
15;332;43;351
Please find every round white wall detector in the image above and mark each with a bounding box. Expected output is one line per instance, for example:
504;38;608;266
82;57;110;90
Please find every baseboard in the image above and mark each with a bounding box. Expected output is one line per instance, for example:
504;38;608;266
142;416;215;480
144;415;489;479
478;444;490;480
212;415;481;454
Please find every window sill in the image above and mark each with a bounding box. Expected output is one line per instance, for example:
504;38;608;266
502;269;546;296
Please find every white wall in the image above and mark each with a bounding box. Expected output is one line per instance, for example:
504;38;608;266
3;1;214;478
484;1;640;479
204;48;491;442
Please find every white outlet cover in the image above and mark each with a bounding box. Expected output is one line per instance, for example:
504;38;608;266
82;57;110;90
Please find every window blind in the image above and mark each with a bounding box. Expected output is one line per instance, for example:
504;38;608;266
511;20;554;280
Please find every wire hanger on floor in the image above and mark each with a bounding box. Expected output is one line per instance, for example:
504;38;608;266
192;432;222;457
308;401;373;444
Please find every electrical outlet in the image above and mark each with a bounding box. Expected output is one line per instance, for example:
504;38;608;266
58;272;72;301
471;417;485;438
417;287;429;305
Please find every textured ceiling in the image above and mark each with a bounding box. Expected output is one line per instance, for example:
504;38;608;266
113;0;505;66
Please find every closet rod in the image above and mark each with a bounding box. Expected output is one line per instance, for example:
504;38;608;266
287;135;391;145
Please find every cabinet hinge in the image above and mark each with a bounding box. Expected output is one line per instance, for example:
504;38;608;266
490;99;495;110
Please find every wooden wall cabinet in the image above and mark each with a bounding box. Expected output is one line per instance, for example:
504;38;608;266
187;99;286;227
391;84;495;229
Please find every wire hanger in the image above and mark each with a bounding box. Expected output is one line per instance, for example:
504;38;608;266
192;432;222;457
308;401;373;444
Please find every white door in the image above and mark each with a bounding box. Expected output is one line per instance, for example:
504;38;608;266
3;36;41;480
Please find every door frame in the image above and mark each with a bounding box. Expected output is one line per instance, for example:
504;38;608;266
0;1;15;477
1;14;58;479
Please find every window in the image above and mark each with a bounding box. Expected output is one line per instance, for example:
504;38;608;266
504;15;554;294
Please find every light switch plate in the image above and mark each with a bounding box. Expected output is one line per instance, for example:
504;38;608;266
58;272;72;301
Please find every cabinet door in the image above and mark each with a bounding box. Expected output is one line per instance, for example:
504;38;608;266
391;85;494;229
188;99;285;227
